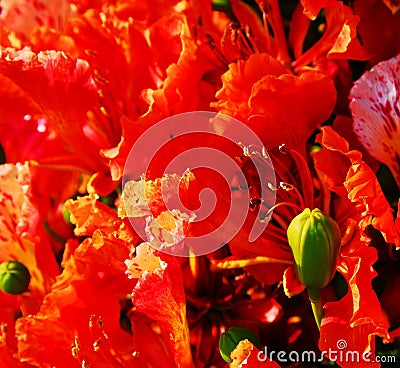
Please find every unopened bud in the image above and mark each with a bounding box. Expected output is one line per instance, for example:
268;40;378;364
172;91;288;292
287;208;341;289
0;261;31;295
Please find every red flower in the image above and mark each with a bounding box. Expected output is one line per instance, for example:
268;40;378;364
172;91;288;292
15;195;138;367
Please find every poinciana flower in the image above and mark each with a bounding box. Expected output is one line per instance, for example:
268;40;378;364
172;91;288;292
1;1;400;368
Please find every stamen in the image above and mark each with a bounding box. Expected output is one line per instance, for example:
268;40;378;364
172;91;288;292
88;314;126;367
93;339;102;352
0;323;7;345
249;197;262;210
204;33;230;68
243;25;260;54
260;202;302;224
313;162;331;215
238;27;256;55
286;147;314;208
222;23;254;61
280;182;305;208
256;0;291;64
257;1;274;53
210;255;293;271
279;143;289;154
268;182;279;191
230;184;249;192
269;146;298;187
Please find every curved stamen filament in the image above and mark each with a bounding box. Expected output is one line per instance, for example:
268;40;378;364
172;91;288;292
210;255;293;271
279;182;306;209
262;201;302;223
257;0;291;64
286;147;315;208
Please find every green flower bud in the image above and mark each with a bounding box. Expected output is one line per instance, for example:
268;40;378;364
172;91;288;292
287;208;341;289
219;326;261;363
0;261;31;295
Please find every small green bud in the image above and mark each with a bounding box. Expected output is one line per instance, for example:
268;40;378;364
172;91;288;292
287;208;341;289
0;261;31;295
219;326;261;363
62;208;72;226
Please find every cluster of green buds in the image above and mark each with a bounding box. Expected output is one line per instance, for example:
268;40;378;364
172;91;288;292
219;326;261;363
0;260;31;295
287;208;341;328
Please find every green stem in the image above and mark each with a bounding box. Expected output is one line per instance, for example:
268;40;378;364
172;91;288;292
307;288;323;330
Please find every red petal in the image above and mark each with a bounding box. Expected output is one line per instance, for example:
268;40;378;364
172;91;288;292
0;163;58;298
319;229;389;368
0;0;73;39
248;71;336;155
0;344;34;367
382;0;400;14
300;0;337;20
213;53;290;122
318;127;400;247
294;2;368;69
0;49;103;171
128;244;193;367
64;195;136;244
283;266;306;298
289;4;311;60
350;54;400;188
119;172;196;219
16;232;136;367
354;0;400;64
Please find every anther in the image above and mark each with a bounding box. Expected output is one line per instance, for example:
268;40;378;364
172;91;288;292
93;338;102;352
280;182;293;191
278;143;288;154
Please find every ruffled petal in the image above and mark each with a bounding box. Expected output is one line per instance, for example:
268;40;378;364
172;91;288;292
248;71;336;155
319;229;389;368
0;0;74;39
317;126;400;247
0;163;58;297
283;266;306;298
15;234;137;367
64;195;136;245
127;243;193;367
350;54;400;188
212;53;290;122
0;48;103;171
119;171;196;219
